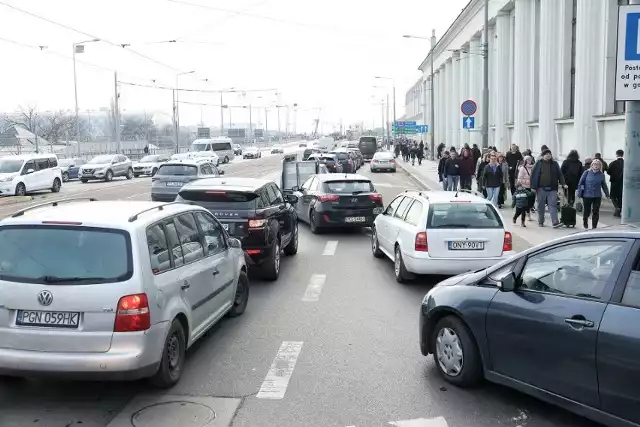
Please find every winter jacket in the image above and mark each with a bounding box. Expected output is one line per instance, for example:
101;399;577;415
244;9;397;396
516;164;532;188
482;163;503;188
578;170;610;199
608;158;624;183
476;161;489;189
531;159;565;191
513;188;530;209
437;157;448;180
444;157;461;176
505;151;523;174
459;155;476;176
560;158;583;185
499;162;510;184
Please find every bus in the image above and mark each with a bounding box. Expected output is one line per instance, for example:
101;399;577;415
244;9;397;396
358;136;378;161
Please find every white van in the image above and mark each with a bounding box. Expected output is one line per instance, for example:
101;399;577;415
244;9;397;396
192;137;235;164
0;154;63;196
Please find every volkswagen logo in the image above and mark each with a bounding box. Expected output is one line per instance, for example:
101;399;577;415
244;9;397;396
37;290;53;306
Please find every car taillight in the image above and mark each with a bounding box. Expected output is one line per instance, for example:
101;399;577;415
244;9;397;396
114;294;150;332
369;193;382;202
415;232;428;252
348;159;353;164
391;159;396;163
318;194;340;202
503;232;512;252
372;159;379;163
248;219;267;228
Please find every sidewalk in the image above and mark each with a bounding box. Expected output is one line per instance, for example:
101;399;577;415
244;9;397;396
396;158;617;248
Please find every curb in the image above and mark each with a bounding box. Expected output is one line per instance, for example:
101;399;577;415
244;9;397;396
0;196;34;206
396;162;435;191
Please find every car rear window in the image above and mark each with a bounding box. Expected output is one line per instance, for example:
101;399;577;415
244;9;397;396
157;164;198;176
0;226;132;284
331;152;349;160
427;203;503;228
178;190;260;208
323;180;374;193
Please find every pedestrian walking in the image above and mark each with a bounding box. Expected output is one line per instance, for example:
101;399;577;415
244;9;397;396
607;149;624;217
530;149;567;227
482;152;503;206
438;151;450;191
593;153;608;173
577;159;610;229
497;153;509;208
477;152;490;197
516;155;534;222
410;143;418;166
459;148;475;190
512;184;530;227
560;149;583;207
505;144;523;195
417;141;424;165
471;144;481;166
444;151;461;191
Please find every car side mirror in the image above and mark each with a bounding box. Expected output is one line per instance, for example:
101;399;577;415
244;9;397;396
286;194;299;204
498;272;517;292
228;238;242;249
26;168;34;174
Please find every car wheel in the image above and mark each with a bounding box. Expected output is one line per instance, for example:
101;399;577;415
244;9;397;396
227;271;250;317
262;239;281;281
371;227;383;258
431;316;483;387
51;178;61;193
283;222;299;255
394;245;410;283
224;156;229;164
309;209;321;234
81;179;88;184
105;170;113;182
150;319;186;388
126;168;133;180
134;174;140;178
14;183;26;196
62;171;69;182
152;168;158;176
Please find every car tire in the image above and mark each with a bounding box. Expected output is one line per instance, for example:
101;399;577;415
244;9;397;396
81;179;88;184
262;239;281;281
126;168;134;180
105;170;113;182
431;316;483;388
283;222;299;255
150;319;186;388
152;168;158;176
14;182;26;196
394;245;410;283
51;178;61;193
224;156;229;164
371;227;384;258
309;209;322;234
134;174;140;178
227;271;249;317
62;172;69;182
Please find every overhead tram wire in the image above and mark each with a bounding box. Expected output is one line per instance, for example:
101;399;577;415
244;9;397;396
118;80;278;94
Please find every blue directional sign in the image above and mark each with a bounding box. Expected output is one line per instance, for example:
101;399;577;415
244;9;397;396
625;12;640;60
393;121;417;127
415;125;428;133
462;117;475;130
460;99;477;116
616;5;640;100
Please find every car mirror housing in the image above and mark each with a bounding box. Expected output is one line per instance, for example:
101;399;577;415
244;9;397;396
498;272;517;292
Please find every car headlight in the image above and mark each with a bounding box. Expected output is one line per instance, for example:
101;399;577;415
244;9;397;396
0;176;14;182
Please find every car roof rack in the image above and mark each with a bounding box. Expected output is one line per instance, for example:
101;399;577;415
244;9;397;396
458;189;484;198
11;198;98;218
128;200;193;222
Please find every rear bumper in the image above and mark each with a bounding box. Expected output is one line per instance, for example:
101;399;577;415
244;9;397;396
311;208;382;228
151;191;178;202
370;163;396;171
403;251;517;275
0;323;166;380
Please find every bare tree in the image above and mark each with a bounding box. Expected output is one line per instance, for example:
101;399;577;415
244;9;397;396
39;111;75;143
5;105;41;133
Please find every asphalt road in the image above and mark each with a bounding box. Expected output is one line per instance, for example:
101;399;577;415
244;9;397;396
0;151;600;427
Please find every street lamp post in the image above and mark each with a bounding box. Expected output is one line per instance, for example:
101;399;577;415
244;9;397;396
72;38;99;152
375;76;396;124
174;70;195;152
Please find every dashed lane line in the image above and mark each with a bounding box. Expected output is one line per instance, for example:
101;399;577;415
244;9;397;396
302;274;326;302
322;240;338;255
256;341;304;400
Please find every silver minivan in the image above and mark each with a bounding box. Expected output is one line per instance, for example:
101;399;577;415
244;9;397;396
0;199;249;387
151;159;222;202
191;138;235;164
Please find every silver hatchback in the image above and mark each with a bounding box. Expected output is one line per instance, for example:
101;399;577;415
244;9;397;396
151;159;222;202
370;151;396;172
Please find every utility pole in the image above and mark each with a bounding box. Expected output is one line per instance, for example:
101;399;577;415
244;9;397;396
481;0;490;149
172;89;178;153
430;29;436;160
114;72;121;153
392;85;396;124
220;92;224;136
248;104;253;142
265;107;269;141
386;94;390;144
277;106;281;140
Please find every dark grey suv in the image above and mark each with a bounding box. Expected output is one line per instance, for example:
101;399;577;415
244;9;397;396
420;226;640;427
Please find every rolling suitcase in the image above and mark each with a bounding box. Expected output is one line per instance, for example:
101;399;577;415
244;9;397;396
559;192;576;227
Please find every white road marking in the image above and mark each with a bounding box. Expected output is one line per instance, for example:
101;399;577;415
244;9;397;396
123;192;150;199
302;274;326;302
389;417;448;427
257;341;304;399
322;240;338;255
373;182;393;187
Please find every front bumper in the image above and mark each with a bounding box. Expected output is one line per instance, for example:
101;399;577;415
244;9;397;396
134;168;154;176
0;323;166;380
0;182;17;195
403;251;516;275
79;170;108;180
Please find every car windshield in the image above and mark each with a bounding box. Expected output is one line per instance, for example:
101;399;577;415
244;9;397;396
428;202;503;228
0;159;24;173
88;155;113;164
157;164;198;176
140;155;159;163
0;226;131;284
330;152;349;160
192;144;209;152
324;180;374;193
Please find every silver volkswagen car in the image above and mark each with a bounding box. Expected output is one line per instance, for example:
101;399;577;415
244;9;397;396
151;159;222;202
0;198;249;387
369;151;396;172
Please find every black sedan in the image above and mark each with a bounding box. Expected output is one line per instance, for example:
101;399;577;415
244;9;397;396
293;173;384;233
419;226;640;427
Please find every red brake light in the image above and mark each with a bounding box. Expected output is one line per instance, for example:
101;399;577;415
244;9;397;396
369;193;382;202
372;159;379;163
391;159;396;163
503;232;513;252
248;218;267;228
114;294;150;332
317;194;340;202
415;232;428;252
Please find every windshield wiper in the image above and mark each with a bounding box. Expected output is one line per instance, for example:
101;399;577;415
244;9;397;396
39;276;105;283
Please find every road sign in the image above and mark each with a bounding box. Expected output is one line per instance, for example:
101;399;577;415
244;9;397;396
415;125;428;133
197;127;210;138
461;99;477;116
462;117;475;129
616;5;640;100
393;121;416;127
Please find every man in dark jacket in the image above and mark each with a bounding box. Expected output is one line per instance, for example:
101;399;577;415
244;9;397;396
505;144;523;195
459;148;475;190
607;149;624;217
471;144;481;166
531;149;567;227
437;151;450;190
444;151;461;191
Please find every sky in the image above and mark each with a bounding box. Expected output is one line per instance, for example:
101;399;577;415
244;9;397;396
0;0;468;132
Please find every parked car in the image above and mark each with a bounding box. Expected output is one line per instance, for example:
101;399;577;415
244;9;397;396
58;158;84;182
243;147;261;159
133;155;171;177
0;154;63;196
151;159;222;202
271;146;285;154
0;199;249;387
79;154;133;183
419;225;640;427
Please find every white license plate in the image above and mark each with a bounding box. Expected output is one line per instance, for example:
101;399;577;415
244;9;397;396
373;207;383;214
17;310;80;328
222;223;229;231
345;216;366;223
449;241;484;250
166;181;183;187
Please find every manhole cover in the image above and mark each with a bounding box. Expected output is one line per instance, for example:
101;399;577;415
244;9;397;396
131;401;216;427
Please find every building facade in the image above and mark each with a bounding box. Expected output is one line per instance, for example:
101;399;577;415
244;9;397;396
406;0;630;160
403;78;426;124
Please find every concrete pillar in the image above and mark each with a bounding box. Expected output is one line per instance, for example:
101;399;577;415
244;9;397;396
434;70;442;145
574;0;607;158
495;12;511;151
439;66;447;146
451;52;460;149
444;59;452;146
507;11;515;124
468;37;482;147
488;25;498;148
513;0;536;149
459;47;470;147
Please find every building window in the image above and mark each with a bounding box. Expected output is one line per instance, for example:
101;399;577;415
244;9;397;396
569;0;577;118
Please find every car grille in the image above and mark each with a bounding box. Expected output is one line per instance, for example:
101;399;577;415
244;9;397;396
134;166;144;170
83;169;94;173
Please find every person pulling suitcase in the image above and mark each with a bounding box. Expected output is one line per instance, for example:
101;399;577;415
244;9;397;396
559;190;577;228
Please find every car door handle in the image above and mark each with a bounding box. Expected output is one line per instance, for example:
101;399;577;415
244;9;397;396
564;317;594;328
181;281;190;290
212;268;219;276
